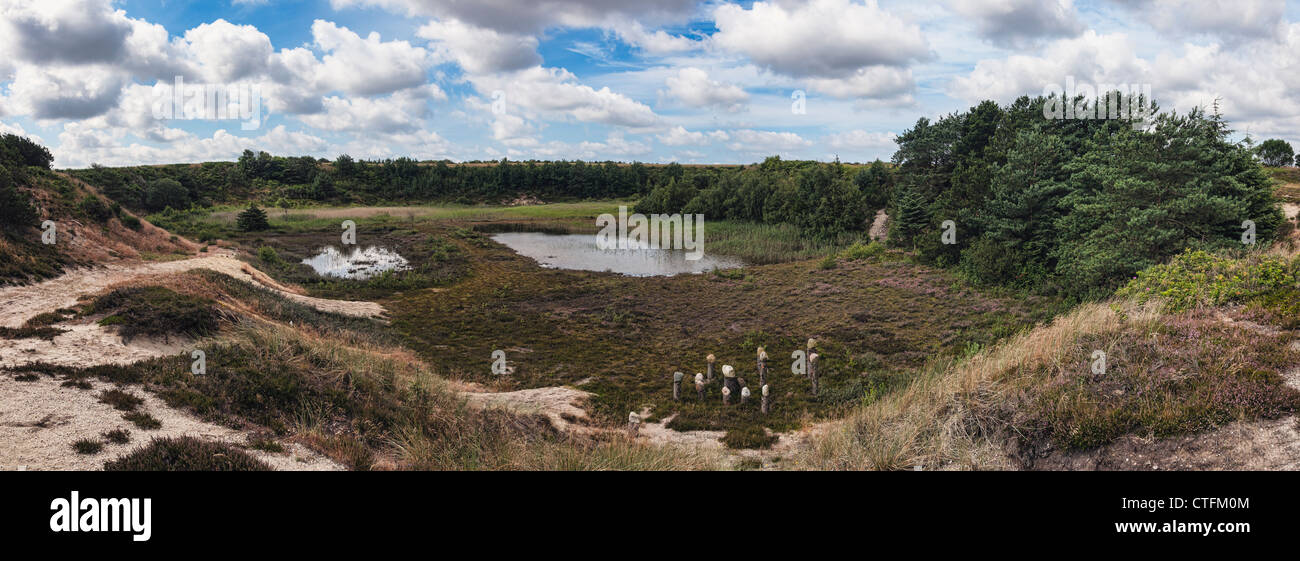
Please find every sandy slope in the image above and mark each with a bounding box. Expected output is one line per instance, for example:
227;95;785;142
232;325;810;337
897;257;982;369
0;251;383;329
0;253;374;471
0;376;339;471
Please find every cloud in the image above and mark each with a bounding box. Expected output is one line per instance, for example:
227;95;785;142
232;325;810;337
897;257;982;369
418;18;541;74
947;31;1151;104
0;0;132;65
296;85;444;134
471;66;660;129
181;19;274;82
824;129;897;150
711;0;930;78
4;65;126;120
657;125;728;146
662;67;748;111
310;20;432;96
950;0;1085;48
329;0;698;34
54;123;328;167
727;129;812;154
1113;0;1286;44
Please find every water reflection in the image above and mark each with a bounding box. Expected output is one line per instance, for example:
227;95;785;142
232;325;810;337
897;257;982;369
490;232;744;277
301;246;410;279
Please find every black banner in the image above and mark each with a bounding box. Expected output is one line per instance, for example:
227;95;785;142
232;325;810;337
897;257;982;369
0;471;1291;551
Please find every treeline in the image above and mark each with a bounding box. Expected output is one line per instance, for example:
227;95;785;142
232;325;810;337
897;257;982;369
68;151;723;213
637;94;1286;297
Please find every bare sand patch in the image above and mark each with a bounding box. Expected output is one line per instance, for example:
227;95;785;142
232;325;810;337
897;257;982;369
0;375;340;471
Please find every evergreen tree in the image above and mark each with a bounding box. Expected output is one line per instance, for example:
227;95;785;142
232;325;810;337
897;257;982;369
1054;108;1282;292
888;182;929;248
236;203;270;231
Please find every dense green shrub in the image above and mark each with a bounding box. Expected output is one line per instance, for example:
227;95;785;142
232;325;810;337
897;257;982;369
1118;249;1299;311
88;286;220;341
78;195;113;222
104;437;273;471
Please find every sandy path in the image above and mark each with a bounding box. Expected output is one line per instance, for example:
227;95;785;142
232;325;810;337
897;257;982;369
0;376;339;471
457;381;822;469
0;251;384;328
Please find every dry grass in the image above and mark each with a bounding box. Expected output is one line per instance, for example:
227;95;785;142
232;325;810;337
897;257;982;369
793;301;1140;470
794;293;1300;470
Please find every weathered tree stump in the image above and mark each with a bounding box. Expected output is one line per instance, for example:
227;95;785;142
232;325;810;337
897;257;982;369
809;352;819;396
721;364;741;403
695;372;705;401
627;411;641;439
760;384;770;414
706;354;715;382
673;371;683;401
721;386;731;405
740;386;751;404
806;339;817;380
756;346;768;386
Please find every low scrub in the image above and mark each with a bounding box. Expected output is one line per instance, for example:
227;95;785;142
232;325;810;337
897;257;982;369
796;299;1300;470
86;285;220;341
104;437;272;471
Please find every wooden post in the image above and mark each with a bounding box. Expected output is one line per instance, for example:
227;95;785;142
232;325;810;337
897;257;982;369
760;384;770;414
740;386;751;404
706;354;715;382
721;386;731;405
673;371;683;401
756;347;768;387
695;372;705;401
627;412;641;439
809;352;819;397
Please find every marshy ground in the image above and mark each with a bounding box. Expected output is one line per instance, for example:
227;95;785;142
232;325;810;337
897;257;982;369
182;202;1065;451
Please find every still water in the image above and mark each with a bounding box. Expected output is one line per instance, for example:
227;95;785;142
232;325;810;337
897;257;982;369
302;246;410;279
490;232;745;277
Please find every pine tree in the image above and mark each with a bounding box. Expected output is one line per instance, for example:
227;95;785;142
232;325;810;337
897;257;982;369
236;203;270;232
888;182;929;248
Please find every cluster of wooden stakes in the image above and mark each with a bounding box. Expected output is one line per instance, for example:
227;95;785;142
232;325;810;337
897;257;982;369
627;339;822;438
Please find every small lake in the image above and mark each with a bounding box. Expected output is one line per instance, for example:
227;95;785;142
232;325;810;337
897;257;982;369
302;246;410;279
490;232;745;277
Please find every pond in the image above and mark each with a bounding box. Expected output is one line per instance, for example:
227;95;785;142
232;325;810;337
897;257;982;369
301;246;411;279
490;232;745;277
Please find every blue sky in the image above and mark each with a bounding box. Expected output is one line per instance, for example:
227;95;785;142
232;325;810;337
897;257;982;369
2;0;1299;167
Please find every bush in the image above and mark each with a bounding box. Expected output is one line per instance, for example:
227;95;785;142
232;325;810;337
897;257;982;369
143;178;189;212
721;426;778;449
122;412;162;430
72;439;104;455
79;195;113;222
839;241;885;261
1118;249;1299;311
0;167;37;235
87;286;220;341
99;389;144;411
103;437;273;471
103;429;131;445
120;214;142;230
